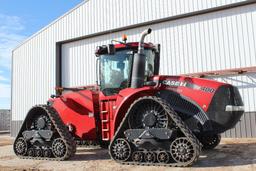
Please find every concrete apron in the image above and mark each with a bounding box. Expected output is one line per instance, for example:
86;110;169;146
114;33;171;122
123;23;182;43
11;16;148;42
0;137;255;171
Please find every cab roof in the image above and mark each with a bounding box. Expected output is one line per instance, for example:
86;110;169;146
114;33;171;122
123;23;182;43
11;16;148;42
114;42;155;49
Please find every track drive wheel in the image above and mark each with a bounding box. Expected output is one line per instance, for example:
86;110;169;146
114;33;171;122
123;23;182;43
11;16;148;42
200;134;221;150
170;137;199;165
127;97;170;129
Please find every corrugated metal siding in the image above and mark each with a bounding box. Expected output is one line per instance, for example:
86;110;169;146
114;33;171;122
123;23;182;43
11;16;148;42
10;120;22;137
222;112;256;138
0;110;10;131
12;0;256;137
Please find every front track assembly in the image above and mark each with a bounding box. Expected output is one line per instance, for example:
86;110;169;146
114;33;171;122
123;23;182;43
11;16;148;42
13;105;76;160
109;96;202;167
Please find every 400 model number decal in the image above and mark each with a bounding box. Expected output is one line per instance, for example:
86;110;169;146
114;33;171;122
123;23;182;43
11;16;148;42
161;80;215;93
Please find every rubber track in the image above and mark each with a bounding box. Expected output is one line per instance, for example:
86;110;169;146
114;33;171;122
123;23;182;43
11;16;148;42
109;96;202;167
16;105;76;161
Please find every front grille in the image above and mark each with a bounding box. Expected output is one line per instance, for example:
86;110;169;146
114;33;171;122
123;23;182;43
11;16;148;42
206;85;244;132
158;90;209;125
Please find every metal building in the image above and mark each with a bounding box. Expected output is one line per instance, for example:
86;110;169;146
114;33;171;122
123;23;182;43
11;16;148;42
12;0;256;137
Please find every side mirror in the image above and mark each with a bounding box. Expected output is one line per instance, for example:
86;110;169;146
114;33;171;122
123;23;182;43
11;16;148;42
95;46;103;57
107;44;115;55
95;44;115;57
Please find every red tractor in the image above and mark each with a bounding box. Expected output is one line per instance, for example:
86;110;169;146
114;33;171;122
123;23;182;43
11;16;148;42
14;29;244;166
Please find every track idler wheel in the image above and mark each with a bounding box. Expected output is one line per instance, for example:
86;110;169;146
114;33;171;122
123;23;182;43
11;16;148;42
132;151;143;162
170;137;198;164
144;151;156;163
13;137;27;156
52;138;68;158
110;138;131;161
157;151;170;163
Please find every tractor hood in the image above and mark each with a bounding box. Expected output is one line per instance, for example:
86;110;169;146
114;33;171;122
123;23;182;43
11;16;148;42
153;75;244;133
153;75;227;112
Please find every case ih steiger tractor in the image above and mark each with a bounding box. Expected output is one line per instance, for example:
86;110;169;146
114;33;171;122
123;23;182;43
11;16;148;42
14;29;244;167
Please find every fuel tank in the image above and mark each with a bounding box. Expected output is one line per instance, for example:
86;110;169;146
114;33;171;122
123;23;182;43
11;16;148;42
48;86;100;139
154;75;244;133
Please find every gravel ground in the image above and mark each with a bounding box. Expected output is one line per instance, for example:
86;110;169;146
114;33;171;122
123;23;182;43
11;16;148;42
0;135;255;171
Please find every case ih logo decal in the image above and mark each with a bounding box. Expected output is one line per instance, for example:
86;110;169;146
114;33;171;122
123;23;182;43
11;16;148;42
161;80;215;93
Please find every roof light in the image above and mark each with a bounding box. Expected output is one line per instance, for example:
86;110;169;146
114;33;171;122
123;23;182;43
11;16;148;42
122;34;127;43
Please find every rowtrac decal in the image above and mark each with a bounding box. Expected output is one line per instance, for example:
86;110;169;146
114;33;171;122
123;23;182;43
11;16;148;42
161;80;215;93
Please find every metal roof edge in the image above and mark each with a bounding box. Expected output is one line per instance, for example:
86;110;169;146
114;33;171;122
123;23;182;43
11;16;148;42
13;0;89;51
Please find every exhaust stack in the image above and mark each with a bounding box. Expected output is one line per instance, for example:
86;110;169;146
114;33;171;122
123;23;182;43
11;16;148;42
138;28;152;54
131;28;152;88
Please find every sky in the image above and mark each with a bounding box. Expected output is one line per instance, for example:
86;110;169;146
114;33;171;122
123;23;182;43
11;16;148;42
0;0;83;109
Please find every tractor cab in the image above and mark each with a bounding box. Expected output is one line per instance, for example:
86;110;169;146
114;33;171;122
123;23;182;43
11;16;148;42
95;31;160;96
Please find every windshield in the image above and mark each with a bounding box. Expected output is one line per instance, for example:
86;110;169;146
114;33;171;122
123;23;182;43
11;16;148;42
100;50;133;92
99;49;155;95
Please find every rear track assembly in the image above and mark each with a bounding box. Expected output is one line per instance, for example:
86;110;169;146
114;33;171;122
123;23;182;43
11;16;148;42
13;105;76;161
